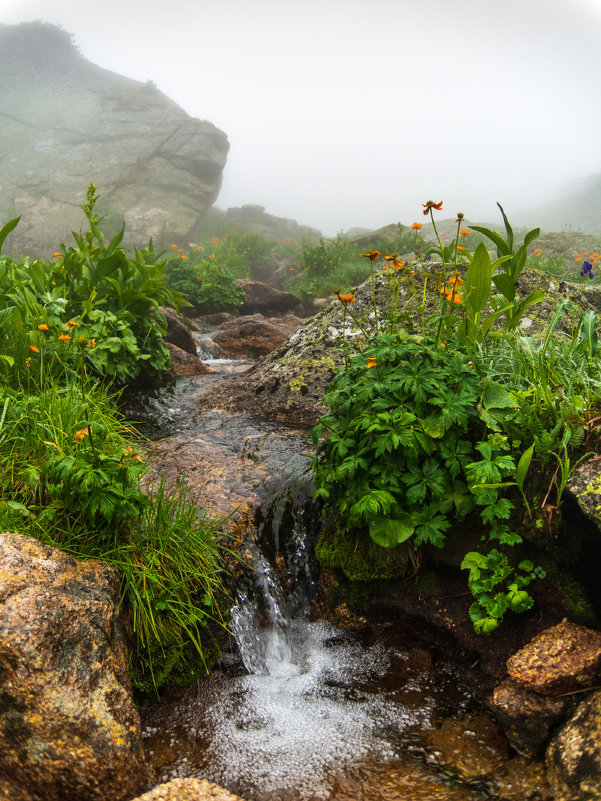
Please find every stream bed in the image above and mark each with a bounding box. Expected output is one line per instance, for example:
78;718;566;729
137;339;547;801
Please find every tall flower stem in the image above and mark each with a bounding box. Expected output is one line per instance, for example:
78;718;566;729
429;209;448;346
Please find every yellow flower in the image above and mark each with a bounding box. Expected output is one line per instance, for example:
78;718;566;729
366;357;377;369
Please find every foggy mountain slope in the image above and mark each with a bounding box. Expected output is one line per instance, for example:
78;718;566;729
0;21;229;254
516;174;601;235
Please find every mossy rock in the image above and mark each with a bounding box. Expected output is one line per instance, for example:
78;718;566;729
315;516;409;582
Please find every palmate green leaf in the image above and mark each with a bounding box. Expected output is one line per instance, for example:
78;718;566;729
369;513;415;548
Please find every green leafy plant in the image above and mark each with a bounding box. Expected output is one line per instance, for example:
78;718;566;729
461;550;545;633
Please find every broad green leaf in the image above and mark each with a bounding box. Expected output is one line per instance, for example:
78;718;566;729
579;309;599;356
492;271;516;301
369;513;415;548
464;243;492;315
482;381;518;411
0;216;21;255
523;227;541;247
470;225;510;256
497;203;514;252
511;245;528;280
515;444;535;491
422;413;446;439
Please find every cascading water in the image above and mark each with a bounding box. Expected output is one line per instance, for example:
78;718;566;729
142;500;479;801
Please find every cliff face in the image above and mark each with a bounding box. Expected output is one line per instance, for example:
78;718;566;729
0;22;229;255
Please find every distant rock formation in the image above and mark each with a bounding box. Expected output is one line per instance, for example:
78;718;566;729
0;22;229;255
224;204;321;241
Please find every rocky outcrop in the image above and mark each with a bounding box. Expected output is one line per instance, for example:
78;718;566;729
130;778;245;801
0;531;149;801
199;266;601;426
0;22;228;255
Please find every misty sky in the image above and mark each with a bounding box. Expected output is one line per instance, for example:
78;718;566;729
2;0;601;234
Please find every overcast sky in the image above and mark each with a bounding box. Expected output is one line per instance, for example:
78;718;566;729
2;0;601;234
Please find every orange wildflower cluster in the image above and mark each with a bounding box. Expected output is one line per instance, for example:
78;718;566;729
58;334;70;342
360;250;381;261
459;229;470;237
441;270;463;304
533;248;542;256
411;222;422;230
37;324;49;331
337;293;356;304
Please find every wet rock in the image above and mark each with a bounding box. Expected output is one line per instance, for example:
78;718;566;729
212;314;302;358
191;312;235;329
0;531;149;801
546;689;601;801
236;279;304;316
490;678;576;757
489;755;553;801
129;778;245;801
423;713;509;783
160;307;198;356
565;457;601;536
507;620;601;695
166;343;212;377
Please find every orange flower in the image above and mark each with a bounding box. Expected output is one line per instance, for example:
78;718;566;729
337;293;356;304
181;254;187;259
366;357;377;369
575;255;582;261
384;255;405;269
456;245;466;251
66;321;78;328
583;252;588;256
194;247;200;252
74;426;91;443
177;248;184;253
459;229;470;236
29;345;40;354
171;244;177;248
360;250;381;261
53;251;61;258
533;248;542;256
37;324;49;331
86;339;96;348
411;222;422;230
593;253;599;258
58;334;70;342
422;200;443;215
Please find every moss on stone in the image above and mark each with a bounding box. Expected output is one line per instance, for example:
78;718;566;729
315;517;409;581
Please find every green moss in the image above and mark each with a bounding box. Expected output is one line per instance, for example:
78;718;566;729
557;573;597;626
316;517;409;581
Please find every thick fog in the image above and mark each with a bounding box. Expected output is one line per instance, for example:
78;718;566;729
2;0;601;233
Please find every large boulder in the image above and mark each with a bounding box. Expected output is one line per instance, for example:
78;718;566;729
236;280;304;316
0;22;228;255
506;620;601;695
0;532;150;801
212;314;304;358
160;307;199;356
